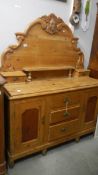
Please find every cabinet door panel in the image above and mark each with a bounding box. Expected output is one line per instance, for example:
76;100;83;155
85;96;97;123
22;108;39;142
13;98;44;154
83;88;98;130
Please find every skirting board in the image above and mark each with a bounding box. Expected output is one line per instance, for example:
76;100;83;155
94;115;98;138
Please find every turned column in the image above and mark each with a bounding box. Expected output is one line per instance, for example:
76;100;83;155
0;76;6;175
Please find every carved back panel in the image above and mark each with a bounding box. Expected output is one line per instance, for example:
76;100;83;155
0;14;84;72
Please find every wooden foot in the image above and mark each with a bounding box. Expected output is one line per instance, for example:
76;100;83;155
76;137;80;142
0;161;6;175
8;159;15;169
42;149;47;156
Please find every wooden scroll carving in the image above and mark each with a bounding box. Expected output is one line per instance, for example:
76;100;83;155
0;14;84;72
41;14;71;35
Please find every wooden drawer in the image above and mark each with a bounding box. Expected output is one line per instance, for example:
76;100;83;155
48;91;81;109
0;71;26;83
50;106;80;124
5;76;26;83
48;120;79;141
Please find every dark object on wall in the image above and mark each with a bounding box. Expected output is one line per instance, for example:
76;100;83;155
88;3;98;78
70;0;81;26
56;0;67;2
85;0;90;22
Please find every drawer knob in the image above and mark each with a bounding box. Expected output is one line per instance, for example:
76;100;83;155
64;98;70;104
64;111;70;117
13;77;18;81
61;127;66;132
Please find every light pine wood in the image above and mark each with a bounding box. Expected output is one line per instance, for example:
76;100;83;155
0;14;84;73
0;14;98;167
48;119;79;141
0;71;26;77
3;82;98;164
3;77;98;99
22;66;75;72
74;69;90;77
0;71;26;83
49;106;80;124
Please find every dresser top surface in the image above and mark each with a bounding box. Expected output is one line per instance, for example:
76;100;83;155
3;77;98;99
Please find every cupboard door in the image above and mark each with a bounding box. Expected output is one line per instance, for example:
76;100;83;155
83;88;98;130
13;98;45;154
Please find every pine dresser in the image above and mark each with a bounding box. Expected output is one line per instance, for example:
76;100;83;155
0;14;98;167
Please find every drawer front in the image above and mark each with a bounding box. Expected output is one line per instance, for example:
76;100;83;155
50;106;80;124
48;91;81;109
6;76;26;83
48;120;79;141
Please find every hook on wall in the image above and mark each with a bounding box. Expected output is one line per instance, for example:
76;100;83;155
69;0;81;27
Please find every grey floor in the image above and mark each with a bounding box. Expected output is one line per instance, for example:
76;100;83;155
8;135;98;175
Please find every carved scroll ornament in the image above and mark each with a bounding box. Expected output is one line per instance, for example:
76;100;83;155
40;14;71;35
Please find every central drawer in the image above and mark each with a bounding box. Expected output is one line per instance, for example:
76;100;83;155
49;106;80;124
48;120;79;141
48;91;81;109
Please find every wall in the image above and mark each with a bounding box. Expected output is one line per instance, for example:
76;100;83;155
74;0;98;67
0;0;97;67
0;0;73;54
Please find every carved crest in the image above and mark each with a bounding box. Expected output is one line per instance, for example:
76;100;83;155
40;14;65;34
0;14;84;72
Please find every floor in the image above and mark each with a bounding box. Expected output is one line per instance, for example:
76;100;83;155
8;135;98;175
